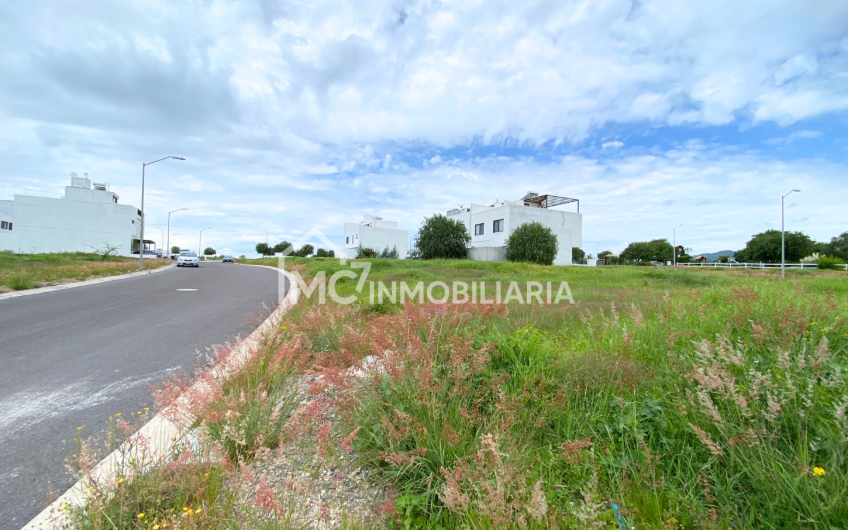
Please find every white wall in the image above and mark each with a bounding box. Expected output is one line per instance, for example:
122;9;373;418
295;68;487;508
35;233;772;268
0;200;14;249
0;185;141;256
343;219;409;259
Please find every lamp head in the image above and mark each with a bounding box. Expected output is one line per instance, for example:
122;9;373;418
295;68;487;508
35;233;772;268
171;156;186;161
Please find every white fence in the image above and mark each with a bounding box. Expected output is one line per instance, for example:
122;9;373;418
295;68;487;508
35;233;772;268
677;262;848;271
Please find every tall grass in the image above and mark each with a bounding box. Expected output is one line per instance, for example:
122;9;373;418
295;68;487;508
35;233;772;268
69;261;847;529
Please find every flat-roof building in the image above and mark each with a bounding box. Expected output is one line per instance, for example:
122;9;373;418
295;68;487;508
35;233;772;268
0;175;150;257
447;192;582;265
343;214;409;259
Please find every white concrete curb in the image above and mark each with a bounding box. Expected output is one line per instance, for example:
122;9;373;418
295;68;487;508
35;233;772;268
0;263;177;302
22;264;299;530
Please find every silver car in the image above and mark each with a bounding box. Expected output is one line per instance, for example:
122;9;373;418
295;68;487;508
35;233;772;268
222;255;235;263
177;251;199;267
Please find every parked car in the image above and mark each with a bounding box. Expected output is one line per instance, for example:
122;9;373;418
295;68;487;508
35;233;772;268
222;255;235;263
177;251;199;267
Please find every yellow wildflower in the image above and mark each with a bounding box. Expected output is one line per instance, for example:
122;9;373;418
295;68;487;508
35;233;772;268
813;467;826;476
195;508;203;514
137;513;145;519
153;526;160;530
115;413;121;417
117;478;124;484
61;503;68;510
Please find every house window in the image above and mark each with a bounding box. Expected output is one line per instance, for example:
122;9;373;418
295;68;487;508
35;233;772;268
474;223;484;236
493;219;504;233
0;221;11;230
346;236;349;244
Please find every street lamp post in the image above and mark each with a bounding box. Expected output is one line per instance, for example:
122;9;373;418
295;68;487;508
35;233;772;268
782;189;801;280
264;230;269;246
199;227;212;260
166;208;188;260
668;224;682;266
154;227;164;256
139;156;185;270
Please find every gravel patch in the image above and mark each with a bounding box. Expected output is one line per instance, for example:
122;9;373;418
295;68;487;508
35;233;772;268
244;376;388;529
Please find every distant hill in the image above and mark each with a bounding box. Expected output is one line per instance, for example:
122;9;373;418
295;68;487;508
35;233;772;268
692;250;735;261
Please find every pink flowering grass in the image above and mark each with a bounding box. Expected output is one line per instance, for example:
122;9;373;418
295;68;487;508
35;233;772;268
69;260;848;529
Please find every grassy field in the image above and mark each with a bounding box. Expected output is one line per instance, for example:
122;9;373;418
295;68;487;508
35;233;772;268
0;251;170;292
71;259;848;529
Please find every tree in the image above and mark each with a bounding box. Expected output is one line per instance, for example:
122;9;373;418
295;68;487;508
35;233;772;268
171;246;181;254
620;239;673;262
734;230;814;263
315;248;329;257
255;242;273;256
203;247;216;256
572;247;586;261
829;232;848;261
598;250;613;259
273;241;292;255
505;221;558;265
292;244;314;257
416;214;470;260
328;250;335;258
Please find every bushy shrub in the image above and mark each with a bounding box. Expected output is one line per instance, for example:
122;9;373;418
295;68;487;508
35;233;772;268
356;245;378;258
416;214;470;260
817;255;845;270
315;248;329;258
379;245;399;259
505;221;558;265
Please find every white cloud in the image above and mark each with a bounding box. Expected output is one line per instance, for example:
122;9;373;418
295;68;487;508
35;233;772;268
764;130;824;145
1;0;848;257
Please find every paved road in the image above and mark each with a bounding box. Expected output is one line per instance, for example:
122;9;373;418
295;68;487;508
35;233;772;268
0;263;286;529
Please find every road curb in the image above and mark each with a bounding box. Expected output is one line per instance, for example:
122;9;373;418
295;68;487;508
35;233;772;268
22;264;298;530
0;263;177;302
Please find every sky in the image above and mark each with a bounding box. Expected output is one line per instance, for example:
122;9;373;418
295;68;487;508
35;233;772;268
1;0;847;257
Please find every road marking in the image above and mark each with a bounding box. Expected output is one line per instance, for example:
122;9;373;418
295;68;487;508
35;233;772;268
176;288;198;291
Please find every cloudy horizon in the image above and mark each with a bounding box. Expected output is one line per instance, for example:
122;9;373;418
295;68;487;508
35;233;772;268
2;0;847;257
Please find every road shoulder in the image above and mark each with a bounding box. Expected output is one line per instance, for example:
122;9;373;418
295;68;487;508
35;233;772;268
0;263;177;302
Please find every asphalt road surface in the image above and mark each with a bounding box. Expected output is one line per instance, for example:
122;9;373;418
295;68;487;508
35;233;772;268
0;262;286;529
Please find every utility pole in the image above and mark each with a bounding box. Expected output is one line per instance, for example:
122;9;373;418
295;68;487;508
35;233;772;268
668;224;682;266
782;189;800;280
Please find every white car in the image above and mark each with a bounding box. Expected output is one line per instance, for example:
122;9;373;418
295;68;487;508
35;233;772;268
177;251;199;267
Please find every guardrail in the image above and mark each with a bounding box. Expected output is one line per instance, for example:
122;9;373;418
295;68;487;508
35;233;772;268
676;262;848;271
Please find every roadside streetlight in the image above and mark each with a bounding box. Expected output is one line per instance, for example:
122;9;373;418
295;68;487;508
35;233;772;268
154;227;164;257
199;227;212;260
264;229;269;246
782;189;801;280
667;225;682;266
166;208;188;260
139;156;185;270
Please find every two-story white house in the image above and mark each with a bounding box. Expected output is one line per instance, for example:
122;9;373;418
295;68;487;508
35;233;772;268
343;214;409;259
447;192;582;265
0;175;149;257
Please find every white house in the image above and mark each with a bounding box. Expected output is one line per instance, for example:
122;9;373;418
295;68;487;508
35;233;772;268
447;192;583;265
0;175;149;257
343;214;409;259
